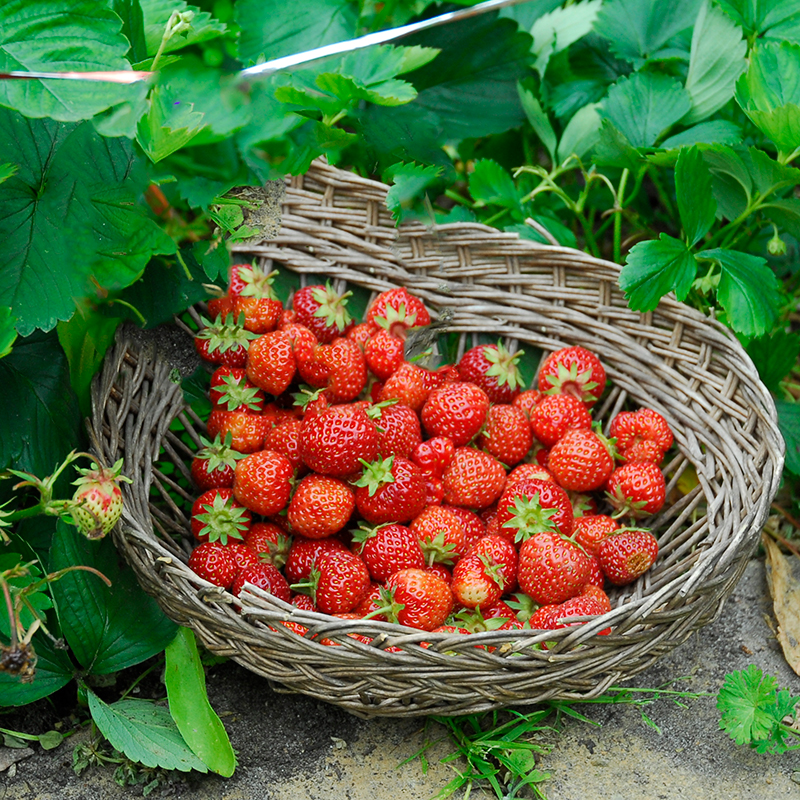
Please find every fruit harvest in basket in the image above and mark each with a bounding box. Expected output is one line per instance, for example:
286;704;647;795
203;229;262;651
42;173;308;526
184;261;677;644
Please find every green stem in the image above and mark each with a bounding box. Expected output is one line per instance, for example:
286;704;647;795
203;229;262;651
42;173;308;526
778;145;800;165
483;208;510;227
444;189;478;210
613;168;630;264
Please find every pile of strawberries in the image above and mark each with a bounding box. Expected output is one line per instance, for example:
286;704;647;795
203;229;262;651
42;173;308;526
185;262;673;644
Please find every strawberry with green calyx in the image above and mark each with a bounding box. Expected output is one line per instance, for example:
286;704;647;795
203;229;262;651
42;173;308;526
605;461;666;519
457;342;525;404
187;542;239;590
190;433;247;491
529;393;592;449
410;505;467;566
292;283;353;343
284;536;349;584
451;553;508;610
505;591;540;625
353;455;427;525
441;447;506;510
194;312;258;367
478;404;533;466
497;478;574;542
546;426;615;492
291;385;329;419
517;530;591;605
421;381;490;447
366;287;431;337
597;527;659;585
287;473;355;539
350;522;426;582
232;265;283;333
537;346;606;408
205;406;269;454
291;550;370;614
69;458;131;540
467;534;518;592
233;450;294;516
232;562;291;602
190;487;252;545
244;521;292;570
365;568;453;631
367;400;423;459
209;368;265;413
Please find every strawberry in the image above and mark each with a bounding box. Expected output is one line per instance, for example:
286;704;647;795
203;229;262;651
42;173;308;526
452;554;504;610
284;536;349;583
505;462;554;492
206;293;234;320
263;417;305;475
605;462;666;519
299;550;370;614
512;388;543;418
609;408;673;464
457;342;524;404
231;265;283;333
531;594;610;634
547;427;614;492
70;458;130;540
366;287;431;336
354;455;427;525
441;447;506;510
287;474;355;539
292;283;353;343
426;563;453;584
379;568;454;631
410;505;467;566
232;562;291;602
232;450;294;516
297;337;368;403
420;471;445;506
597;528;659;585
477;404;532;466
580;582;612;612
467;534;519;593
205;408;269;454
517;530;591;604
300;403;379;477
350;522;426;582
245;329;298;396
227;262;251;297
188;542;238;589
497;478;574;542
346;322;374;349
529;393;592;449
378;362;431;411
191;433;245;490
537;346;606;408
443;505;487;552
226;541;260;572
411;436;455;478
364;329;405;381
190;487;252;544
209;367;266;413
572;514;619;556
421;382;490;446
367;402;423;459
244;521;292;570
194;313;257;367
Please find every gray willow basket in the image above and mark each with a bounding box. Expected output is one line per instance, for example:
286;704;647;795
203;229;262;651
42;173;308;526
90;159;784;718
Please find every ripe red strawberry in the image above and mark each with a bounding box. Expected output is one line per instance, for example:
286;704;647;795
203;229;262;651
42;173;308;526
367;402;423;459
517;530;591;604
597;528;659;585
477;404;533;466
346;322;374;349
297;337;367;403
441;447;506;510
451;554;505;610
605;462;666;519
444;506;487;552
421;382;490;446
537;346;606;408
350;522;426;582
190;487;252;544
380;568;454;631
420;471;445;506
547;427;615;491
233;450;294;516
354;455;427;524
245;329;298;396
244;521;292;570
580;582;612;612
263;417;305;475
70;458;129;540
364;329;405;381
191;434;245;491
287;474;355;539
457;342;524;404
467;534;519;592
300;403;379;477
531;594;610;634
231;265;283;333
378;362;431;411
301;550;370;614
206;293;233;320
209;367;266;413
572;514;619;556
530;393;592;449
411;436;455;478
284;536;349;583
188;542;238;589
232;562;292;602
227;262;251;297
505;462;554;492
410;505;467;565
226;541;260;572
366;287;431;336
194;313;257;367
497;478;574;542
292;283;353;343
609;408;673;464
512;388;543;418
205;407;269;454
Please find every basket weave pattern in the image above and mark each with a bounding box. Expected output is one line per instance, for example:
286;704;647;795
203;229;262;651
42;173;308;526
91;160;784;717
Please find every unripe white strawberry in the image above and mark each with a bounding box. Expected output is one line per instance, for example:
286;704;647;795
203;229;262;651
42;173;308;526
70;459;129;540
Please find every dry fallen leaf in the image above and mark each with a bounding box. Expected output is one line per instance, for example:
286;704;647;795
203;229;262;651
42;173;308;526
763;534;800;676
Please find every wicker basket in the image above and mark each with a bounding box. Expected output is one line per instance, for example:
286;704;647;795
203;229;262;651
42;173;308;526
90;159;784;718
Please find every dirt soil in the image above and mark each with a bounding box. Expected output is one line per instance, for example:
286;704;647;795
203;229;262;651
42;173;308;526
1;557;799;800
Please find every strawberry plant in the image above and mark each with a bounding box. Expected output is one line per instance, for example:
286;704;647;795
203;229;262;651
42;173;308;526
2;0;800;792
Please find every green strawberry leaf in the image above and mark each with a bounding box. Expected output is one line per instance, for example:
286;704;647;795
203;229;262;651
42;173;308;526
518;81;557;163
0;554;53;640
340;44;440;85
529;0;602;77
594;0;704;63
683;0;747;124
558;102;602;162
717;0;800;43
697;247;781;337
675;145;717;246
0;0;133;122
620;234;697;311
49;521;178;675
765;198;800;239
601;72;692;148
0;330;81;476
111;0;149;63
136;83;207;163
0;307;17;359
469;159;523;211
702;145;752;220
745;330;800;394
140;0;226;57
592;119;642;170
658;120;743;151
776;400;800;476
384;162;444;221
0;111;175;335
87;690;208;772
